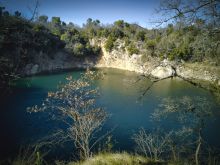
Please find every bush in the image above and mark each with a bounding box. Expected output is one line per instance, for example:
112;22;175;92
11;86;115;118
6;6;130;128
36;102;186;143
104;36;116;52
110;28;124;38
136;31;146;41
146;39;157;56
32;24;45;32
146;40;156;50
127;43;139;55
167;43;192;61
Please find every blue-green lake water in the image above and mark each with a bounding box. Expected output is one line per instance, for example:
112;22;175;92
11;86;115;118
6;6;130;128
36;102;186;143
0;68;220;160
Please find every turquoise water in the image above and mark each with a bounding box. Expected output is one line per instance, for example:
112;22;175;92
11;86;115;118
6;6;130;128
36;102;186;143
0;68;220;160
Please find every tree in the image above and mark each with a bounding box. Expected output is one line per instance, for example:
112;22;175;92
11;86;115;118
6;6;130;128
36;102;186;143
28;71;109;160
61;21;66;26
156;0;220;27
51;17;62;36
28;0;40;22
133;128;171;161
104;36;116;52
114;20;125;28
38;15;48;24
52;16;61;26
14;11;21;17
87;18;93;25
3;11;9;16
0;6;5;16
166;24;174;35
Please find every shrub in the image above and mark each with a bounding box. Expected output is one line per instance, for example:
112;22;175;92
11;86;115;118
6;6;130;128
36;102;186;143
104;36;116;52
146;39;157;56
110;28;124;38
136;31;146;41
146;39;156;50
127;43;139;55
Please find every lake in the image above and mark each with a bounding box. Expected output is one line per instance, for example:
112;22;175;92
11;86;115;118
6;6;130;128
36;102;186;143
0;68;220;161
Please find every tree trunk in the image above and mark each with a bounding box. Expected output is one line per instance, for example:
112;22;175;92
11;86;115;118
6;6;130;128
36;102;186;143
195;130;202;165
171;146;177;162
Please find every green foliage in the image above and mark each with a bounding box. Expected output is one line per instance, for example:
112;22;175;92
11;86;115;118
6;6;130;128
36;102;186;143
146;39;156;50
61;28;100;56
124;37;131;47
114;20;125;28
127;43;139;55
110;28;124;38
32;24;45;32
38;15;48;24
51;16;61;26
83;18;101;38
136;30;146;41
100;28;111;38
167;43;192;61
0;8;65;90
104;36;116;52
166;24;174;35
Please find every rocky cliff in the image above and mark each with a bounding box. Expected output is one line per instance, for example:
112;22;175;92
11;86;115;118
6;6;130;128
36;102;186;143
22;38;220;95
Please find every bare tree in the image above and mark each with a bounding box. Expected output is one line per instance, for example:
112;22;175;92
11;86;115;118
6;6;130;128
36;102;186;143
28;71;110;160
155;0;220;27
28;0;40;22
133;128;172;161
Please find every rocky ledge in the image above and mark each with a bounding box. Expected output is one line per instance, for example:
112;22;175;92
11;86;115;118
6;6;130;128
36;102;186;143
21;41;220;97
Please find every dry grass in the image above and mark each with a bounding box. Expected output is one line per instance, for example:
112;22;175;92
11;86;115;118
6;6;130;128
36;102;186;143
69;152;158;165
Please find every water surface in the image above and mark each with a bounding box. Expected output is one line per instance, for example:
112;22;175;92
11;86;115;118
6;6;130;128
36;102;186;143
0;68;219;160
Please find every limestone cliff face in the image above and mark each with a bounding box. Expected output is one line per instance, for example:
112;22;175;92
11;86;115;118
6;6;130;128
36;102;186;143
176;64;220;85
91;38;176;79
21;50;98;76
91;38;220;87
22;38;220;90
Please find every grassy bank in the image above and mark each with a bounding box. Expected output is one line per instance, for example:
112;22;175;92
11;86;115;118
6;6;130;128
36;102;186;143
70;152;162;165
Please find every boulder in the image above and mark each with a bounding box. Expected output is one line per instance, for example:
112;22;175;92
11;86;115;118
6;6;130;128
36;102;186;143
151;65;175;79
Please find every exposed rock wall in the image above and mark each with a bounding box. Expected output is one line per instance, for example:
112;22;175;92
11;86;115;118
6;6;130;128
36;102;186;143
22;38;220;90
93;39;220;86
21;50;98;76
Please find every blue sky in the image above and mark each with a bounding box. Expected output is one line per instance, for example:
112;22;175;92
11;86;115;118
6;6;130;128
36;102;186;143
1;0;161;28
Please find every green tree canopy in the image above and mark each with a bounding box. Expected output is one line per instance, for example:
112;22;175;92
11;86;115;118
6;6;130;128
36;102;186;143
38;15;48;24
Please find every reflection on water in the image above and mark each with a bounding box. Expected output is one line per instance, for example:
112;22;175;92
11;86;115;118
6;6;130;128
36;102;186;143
0;68;219;160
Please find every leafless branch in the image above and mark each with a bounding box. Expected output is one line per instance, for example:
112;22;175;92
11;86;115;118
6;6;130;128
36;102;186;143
154;0;220;26
28;0;40;22
28;71;111;160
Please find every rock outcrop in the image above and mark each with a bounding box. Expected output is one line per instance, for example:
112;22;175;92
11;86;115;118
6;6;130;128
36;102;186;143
151;66;175;79
176;65;219;84
22;38;220;92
